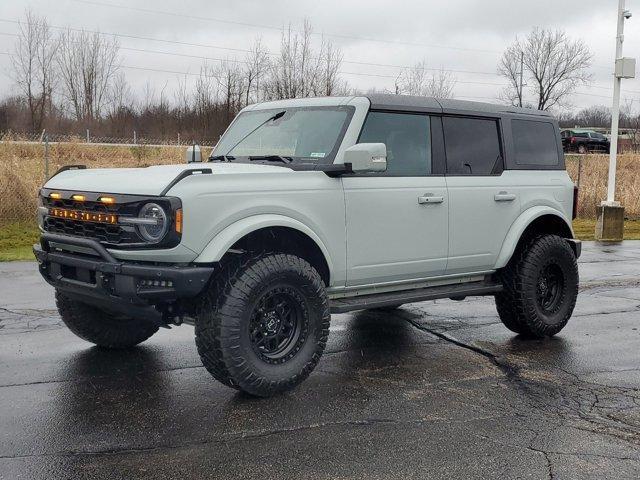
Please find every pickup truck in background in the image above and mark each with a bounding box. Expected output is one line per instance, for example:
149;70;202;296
561;129;611;154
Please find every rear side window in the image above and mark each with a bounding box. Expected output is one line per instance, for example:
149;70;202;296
443;117;502;175
358;111;431;176
512;120;559;166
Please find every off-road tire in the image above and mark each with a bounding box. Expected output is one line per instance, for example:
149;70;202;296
55;291;159;348
195;253;330;397
495;234;578;338
578;144;587;154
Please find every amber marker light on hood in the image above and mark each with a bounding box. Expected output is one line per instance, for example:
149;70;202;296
99;196;115;204
175;208;183;233
71;194;86;201
49;192;61;199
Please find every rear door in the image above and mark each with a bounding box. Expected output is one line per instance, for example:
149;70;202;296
443;116;521;275
343;111;448;286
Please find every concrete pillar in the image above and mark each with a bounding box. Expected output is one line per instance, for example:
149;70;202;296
595;204;625;242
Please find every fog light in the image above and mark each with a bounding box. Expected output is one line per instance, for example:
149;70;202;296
138;279;174;288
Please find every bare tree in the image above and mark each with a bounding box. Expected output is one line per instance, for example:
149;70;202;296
314;38;347;96
265;20;346;100
106;71;131;117
497;44;524;107
574;105;611;127
621;99;640;152
499;28;592;110
214;60;245;121
57;29;121;121
10;10;58;130
243;38;270;105
397;61;456;99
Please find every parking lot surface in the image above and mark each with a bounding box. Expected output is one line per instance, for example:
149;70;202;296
1;241;640;479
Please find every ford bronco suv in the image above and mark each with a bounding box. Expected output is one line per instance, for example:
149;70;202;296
34;94;580;397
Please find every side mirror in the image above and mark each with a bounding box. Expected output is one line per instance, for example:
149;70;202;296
185;144;202;163
343;143;387;173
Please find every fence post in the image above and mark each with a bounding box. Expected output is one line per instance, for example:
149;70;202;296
177;133;180;146
86;129;90;143
576;156;582;189
134;130;137;144
44;133;50;182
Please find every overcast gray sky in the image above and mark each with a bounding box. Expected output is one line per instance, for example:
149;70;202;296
1;0;639;112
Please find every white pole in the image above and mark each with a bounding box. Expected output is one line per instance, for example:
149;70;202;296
606;0;626;204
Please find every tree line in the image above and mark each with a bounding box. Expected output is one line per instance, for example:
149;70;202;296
1;12;461;142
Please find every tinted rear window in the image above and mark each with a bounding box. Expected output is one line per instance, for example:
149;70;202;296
443;117;502;175
512;120;559;166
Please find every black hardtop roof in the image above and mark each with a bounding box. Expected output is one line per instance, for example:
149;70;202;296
365;94;553;118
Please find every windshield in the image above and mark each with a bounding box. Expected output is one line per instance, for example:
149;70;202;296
589;132;606;139
213;106;353;163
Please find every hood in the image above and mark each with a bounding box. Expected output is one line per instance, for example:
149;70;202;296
44;162;291;196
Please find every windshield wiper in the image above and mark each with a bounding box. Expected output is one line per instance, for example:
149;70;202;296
224;110;286;156
208;154;235;162
249;155;293;164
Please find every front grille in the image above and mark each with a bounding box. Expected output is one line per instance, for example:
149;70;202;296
44;217;138;244
42;196;142;246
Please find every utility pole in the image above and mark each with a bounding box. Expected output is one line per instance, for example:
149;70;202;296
606;0;626;204
596;0;635;241
517;51;524;107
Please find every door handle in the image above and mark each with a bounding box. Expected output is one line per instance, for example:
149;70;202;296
418;195;444;205
494;192;516;202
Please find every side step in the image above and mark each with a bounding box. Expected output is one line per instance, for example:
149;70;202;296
329;281;503;314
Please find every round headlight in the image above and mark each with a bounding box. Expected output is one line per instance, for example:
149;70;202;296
137;203;168;242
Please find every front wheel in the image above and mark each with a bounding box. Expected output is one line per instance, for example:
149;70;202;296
495;234;579;338
195;253;330;397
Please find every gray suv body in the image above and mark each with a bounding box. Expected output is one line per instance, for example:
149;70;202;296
35;94;580;396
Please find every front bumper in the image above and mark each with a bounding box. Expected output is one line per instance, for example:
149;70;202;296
34;233;214;321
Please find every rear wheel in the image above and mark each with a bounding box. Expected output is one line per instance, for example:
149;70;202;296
495;234;579;338
55;291;159;348
578;144;587;154
195;253;330;397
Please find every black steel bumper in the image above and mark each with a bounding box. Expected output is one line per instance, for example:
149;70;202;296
34;233;214;321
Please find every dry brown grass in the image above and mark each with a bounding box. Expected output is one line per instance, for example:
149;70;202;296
566;154;640;219
0;141;212;223
1;142;638;224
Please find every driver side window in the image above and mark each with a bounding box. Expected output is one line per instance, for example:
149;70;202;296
358;111;431;176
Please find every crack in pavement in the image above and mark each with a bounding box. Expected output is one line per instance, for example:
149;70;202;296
402;316;640;453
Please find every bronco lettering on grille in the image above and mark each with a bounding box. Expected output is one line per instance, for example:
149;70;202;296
48;208;118;225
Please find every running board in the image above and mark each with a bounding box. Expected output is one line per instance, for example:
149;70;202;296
329;281;503;314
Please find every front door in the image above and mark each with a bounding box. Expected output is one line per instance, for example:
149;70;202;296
343;111;448;286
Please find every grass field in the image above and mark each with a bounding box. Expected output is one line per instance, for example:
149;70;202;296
2;220;639;262
0;140;213;224
0;223;40;261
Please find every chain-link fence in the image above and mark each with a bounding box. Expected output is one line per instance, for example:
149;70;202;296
0;133;213;224
1;133;639;225
566;154;640;219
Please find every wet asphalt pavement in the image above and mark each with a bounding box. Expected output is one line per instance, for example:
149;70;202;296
1;242;640;479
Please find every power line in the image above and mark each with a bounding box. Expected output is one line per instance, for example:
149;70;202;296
4;16;626;88
0;19;505;77
71;0;503;55
1;20;637;99
65;0;621;73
